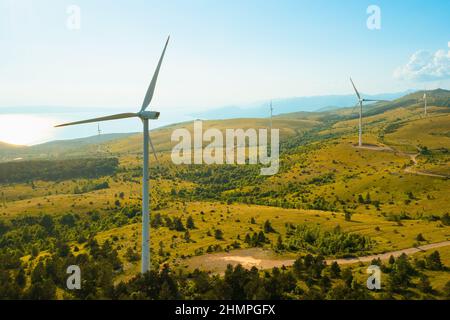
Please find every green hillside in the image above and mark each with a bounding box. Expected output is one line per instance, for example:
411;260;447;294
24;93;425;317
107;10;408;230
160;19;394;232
0;89;449;300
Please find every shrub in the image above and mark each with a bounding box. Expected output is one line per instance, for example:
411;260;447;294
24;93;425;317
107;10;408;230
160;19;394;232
285;223;373;256
425;251;443;270
441;213;450;226
263;220;276;233
416;233;426;242
186;216;195;229
124;248;139;262
214;229;224;240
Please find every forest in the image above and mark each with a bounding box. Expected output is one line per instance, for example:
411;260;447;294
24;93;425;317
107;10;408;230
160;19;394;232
0;158;118;183
1;237;449;300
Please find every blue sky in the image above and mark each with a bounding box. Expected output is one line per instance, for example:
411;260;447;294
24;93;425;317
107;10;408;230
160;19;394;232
0;0;449;144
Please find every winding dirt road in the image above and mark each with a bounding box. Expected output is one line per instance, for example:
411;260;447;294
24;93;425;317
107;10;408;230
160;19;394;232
403;152;448;178
354;144;448;179
186;241;450;273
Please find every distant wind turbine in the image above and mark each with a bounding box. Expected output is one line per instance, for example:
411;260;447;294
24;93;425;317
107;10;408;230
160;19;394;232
1;192;6;208
55;36;170;274
423;92;428;116
350;78;388;147
269;100;273;131
97;124;102;136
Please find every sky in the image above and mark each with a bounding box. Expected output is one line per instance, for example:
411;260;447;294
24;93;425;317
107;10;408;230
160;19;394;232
0;0;449;144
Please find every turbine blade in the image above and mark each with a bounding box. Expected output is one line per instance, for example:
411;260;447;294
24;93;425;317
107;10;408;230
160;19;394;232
141;36;170;112
362;99;388;102
148;133;158;161
54;113;138;127
350;77;361;100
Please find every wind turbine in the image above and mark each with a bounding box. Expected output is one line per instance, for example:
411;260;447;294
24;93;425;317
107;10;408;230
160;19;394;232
97;124;102;136
422;92;428;116
350;78;387;147
1;192;6;209
269;100;273;131
55;36;169;274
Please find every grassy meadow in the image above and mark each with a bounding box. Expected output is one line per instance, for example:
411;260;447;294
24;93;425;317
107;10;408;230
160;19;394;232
0;89;449;299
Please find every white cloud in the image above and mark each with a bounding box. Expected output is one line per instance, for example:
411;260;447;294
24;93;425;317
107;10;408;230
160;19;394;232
394;47;450;81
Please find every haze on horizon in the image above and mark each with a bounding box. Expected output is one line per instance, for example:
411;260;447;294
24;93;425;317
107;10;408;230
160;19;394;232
0;0;449;145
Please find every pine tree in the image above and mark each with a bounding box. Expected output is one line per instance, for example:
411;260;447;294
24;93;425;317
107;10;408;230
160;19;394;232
257;231;266;245
186;216;195;229
342;268;353;287
365;192;371;204
443;281;450;298
173;217;186;231
388;255;395;265
214;229;224;240
440;213;450;226
275;235;284;250
151;213;163;228
15;268;26;288
358;194;364;204
184;230;191;242
330;261;341;278
344;210;352;221
418;275;433;293
416;233;426;242
158;241;165;257
263;220;275;233
426;251;443;270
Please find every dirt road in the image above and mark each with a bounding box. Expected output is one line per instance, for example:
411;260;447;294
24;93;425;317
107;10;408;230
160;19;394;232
403;152;448;178
186;241;450;273
354;144;448;178
326;240;450;265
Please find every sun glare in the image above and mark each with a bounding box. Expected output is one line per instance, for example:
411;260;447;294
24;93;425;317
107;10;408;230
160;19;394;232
0;115;55;146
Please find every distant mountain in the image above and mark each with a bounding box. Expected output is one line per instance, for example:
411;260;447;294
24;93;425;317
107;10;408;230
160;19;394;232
277;89;449;121
31;132;136;150
358;88;450;118
192;91;415;120
2;89;448;162
0;133;136;161
0;141;23;150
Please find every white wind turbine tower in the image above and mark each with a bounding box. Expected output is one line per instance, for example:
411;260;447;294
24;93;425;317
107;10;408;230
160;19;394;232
97;124;102;154
55;36;170;274
423;92;428;116
350;78;387;147
269;100;273;131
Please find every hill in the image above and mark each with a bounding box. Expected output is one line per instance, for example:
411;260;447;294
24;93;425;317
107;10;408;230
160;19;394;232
192;90;414;120
1;89;448;161
0;141;23;151
0;133;135;162
0;88;449;299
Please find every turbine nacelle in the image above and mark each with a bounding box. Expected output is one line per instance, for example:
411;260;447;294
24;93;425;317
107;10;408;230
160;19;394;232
139;110;160;120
